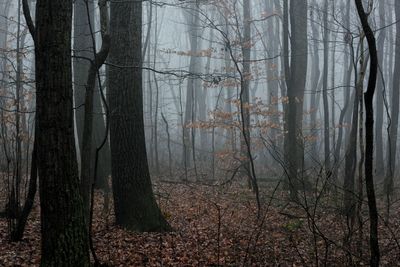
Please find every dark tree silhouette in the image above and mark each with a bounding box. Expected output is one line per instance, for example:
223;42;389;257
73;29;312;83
25;0;90;264
108;0;170;232
354;0;380;266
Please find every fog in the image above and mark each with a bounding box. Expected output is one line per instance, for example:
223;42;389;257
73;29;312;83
0;0;399;265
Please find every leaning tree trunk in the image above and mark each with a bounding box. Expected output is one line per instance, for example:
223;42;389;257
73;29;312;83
355;0;380;265
28;0;91;264
73;0;110;190
108;0;170;232
79;0;110;225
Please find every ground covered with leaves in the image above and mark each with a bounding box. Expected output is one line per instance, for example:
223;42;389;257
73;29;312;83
1;181;400;266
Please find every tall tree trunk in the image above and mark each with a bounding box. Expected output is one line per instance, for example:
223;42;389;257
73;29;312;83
330;5;337;161
222;17;235;152
241;0;252;188
322;0;331;175
374;0;386;177
355;1;380;265
32;0;91;264
79;0;110;225
183;3;201;169
263;0;280;151
284;0;308;199
73;0;110;189
9;0;23;232
108;0;170;232
333;1;352;178
384;0;400;205
0;0;11;111
152;8;160;174
343;38;369;217
73;0;94;159
198;25;212;162
309;0;321;163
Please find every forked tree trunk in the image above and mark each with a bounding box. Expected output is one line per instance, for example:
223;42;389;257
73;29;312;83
74;0;110;190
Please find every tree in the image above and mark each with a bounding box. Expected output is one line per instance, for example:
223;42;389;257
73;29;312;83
322;0;331;175
308;0;321;164
78;0;110;225
24;0;90;264
241;0;252;188
354;0;380;265
385;0;400;211
73;0;111;193
182;2;201;170
284;0;308;199
108;0;170;232
374;0;386;177
333;0;352;181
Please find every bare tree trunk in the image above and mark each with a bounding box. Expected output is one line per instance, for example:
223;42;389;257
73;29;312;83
108;0;170;232
183;3;201;169
152;8;160;174
263;0;280;150
333;1;352;179
309;0;321;163
284;0;308;199
241;0;252;188
74;0;110;189
384;0;400;207
322;0;331;175
375;0;386;177
355;1;380;265
80;0;110;225
29;0;91;263
343;37;368;218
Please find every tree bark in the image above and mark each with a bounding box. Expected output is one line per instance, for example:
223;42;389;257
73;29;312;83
284;0;308;199
33;0;90;264
108;0;170;232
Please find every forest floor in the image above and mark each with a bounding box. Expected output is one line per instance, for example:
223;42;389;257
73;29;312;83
1;181;400;266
